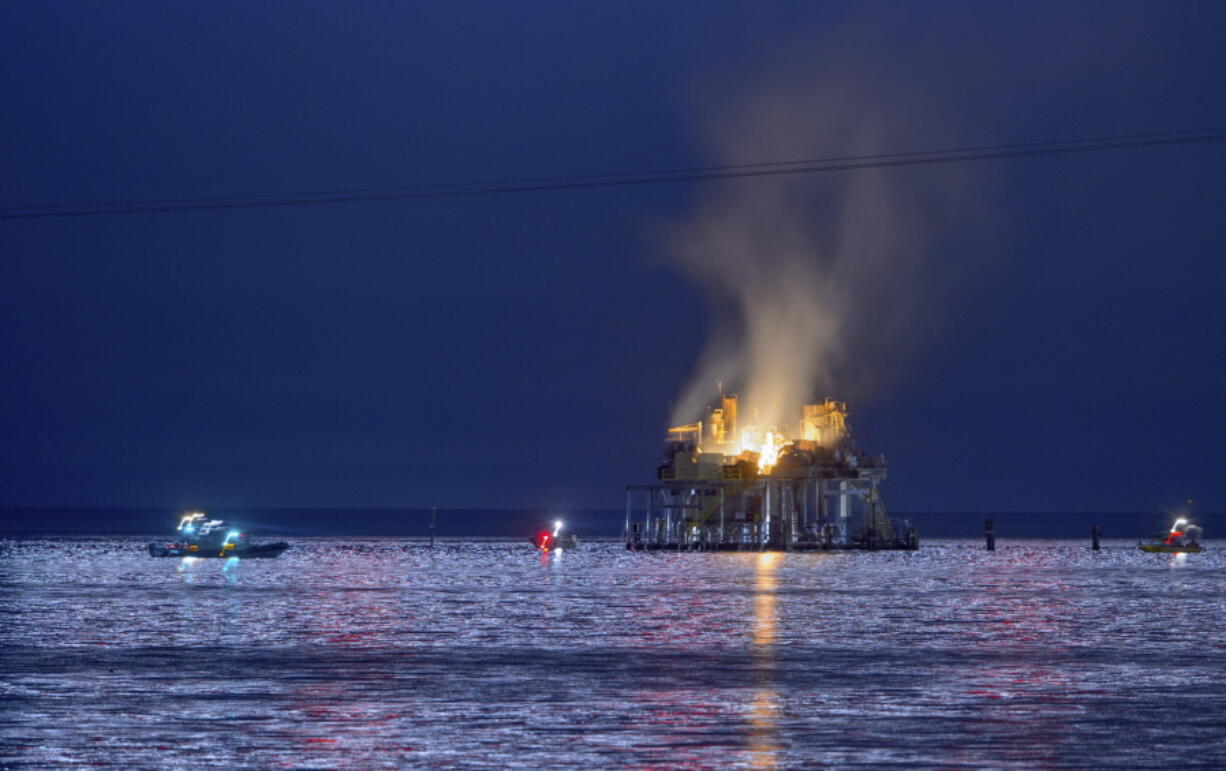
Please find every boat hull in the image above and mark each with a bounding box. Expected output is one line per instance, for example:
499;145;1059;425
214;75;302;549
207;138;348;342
1138;543;1203;554
148;542;290;559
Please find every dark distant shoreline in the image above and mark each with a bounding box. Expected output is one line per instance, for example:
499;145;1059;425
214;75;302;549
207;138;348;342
0;506;1208;539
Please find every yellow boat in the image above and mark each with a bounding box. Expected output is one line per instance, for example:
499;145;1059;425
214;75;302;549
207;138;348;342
1138;517;1203;554
1138;543;1203;554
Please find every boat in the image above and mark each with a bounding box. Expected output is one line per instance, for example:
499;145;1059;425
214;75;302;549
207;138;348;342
1138;517;1204;554
530;519;579;551
148;512;290;558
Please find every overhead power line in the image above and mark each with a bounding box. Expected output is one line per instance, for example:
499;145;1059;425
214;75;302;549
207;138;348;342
2;128;1224;221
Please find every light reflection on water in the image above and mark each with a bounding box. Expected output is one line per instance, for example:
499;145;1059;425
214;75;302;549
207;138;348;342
1;538;1225;768
749;551;781;769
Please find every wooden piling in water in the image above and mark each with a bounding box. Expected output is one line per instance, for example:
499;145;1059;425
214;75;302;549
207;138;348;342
1091;523;1101;551
985;517;996;551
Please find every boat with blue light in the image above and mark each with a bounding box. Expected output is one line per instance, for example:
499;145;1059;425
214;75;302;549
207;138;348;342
148;512;290;558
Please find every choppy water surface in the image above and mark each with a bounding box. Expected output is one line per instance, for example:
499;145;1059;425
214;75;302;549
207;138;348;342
2;538;1224;768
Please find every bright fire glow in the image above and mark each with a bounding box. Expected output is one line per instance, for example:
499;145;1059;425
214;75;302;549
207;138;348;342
739;429;790;472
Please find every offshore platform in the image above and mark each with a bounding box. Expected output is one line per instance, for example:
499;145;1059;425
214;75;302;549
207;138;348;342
625;393;917;551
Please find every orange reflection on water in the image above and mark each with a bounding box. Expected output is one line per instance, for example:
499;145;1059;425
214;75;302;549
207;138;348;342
752;552;779;646
748;551;781;769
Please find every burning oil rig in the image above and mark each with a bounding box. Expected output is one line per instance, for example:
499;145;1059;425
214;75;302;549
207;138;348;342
625;393;917;551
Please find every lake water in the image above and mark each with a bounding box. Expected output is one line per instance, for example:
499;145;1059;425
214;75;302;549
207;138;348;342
2;537;1224;768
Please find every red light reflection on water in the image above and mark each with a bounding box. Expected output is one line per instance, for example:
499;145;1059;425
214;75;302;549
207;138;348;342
281;677;419;766
619;551;785;770
951;551;1086;767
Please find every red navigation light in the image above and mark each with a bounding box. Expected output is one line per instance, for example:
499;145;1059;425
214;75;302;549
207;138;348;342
533;530;553;550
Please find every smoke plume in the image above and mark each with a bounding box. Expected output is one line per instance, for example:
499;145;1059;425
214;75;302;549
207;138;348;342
666;33;991;432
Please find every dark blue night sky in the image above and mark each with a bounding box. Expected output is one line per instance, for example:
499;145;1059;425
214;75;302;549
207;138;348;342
2;1;1224;515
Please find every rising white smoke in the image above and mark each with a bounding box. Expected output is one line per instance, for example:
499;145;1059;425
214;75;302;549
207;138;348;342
665;37;990;433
